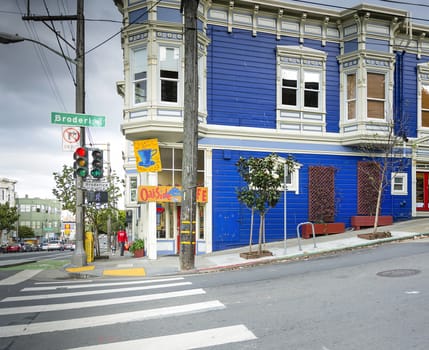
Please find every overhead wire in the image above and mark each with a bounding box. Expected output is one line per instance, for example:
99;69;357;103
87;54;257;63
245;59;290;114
13;0;68;112
42;0;76;86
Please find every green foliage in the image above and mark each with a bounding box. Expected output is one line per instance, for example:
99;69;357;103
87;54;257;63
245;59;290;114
0;203;19;240
236;153;296;214
52;165;125;255
236;153;297;253
129;239;145;253
18;225;35;239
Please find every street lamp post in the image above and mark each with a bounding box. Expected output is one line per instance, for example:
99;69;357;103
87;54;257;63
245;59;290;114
0;0;87;266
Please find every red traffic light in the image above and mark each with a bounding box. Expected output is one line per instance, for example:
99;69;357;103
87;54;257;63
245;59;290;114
74;147;87;159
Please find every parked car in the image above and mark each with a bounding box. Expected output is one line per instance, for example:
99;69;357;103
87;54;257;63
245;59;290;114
64;242;75;250
41;242;49;251
20;243;33;252
47;240;64;251
5;243;21;253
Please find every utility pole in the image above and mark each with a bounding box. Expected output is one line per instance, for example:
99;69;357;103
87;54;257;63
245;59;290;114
180;0;199;270
23;0;87;266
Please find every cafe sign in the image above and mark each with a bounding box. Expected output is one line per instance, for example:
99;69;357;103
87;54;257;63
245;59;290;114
138;186;208;203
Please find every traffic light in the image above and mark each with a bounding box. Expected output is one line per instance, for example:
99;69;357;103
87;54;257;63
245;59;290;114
91;149;104;179
73;147;89;177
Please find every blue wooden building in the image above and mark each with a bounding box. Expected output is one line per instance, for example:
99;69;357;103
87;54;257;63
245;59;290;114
114;0;429;259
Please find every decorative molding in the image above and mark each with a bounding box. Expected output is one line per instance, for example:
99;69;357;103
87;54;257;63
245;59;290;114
129;32;148;43
156;31;183;41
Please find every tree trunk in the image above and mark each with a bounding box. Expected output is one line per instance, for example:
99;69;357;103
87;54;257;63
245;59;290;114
258;213;265;255
248;207;254;252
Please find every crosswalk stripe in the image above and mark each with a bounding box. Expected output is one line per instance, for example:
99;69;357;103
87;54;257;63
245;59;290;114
22;277;185;291
0;270;42;286
66;325;257;350
0;300;225;337
0;288;206;315
3;281;192;302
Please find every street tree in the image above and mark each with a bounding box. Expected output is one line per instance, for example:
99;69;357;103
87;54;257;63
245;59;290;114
52;165;124;256
18;225;35;239
236;153;296;255
0;202;19;242
359;119;409;234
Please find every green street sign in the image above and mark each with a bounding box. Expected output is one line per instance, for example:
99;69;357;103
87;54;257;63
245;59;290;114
51;112;106;128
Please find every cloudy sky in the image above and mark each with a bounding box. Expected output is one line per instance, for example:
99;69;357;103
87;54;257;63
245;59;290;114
0;0;428;206
0;0;123;202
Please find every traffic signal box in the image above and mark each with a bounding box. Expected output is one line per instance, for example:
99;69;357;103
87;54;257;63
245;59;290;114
91;149;104;179
73;147;89;177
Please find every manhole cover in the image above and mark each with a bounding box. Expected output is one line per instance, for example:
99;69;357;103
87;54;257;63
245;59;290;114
377;269;421;278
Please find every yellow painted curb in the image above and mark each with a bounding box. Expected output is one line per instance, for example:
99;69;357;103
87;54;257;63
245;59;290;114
66;265;96;273
103;268;146;277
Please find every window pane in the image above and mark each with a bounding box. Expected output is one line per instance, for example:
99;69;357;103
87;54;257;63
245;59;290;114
422;111;429;127
347;74;356;99
135;81;146;103
282;89;296;106
368;101;384;118
160;47;179;70
304;72;319;89
368;73;385;99
304;90;318;107
161;70;179;79
422;85;429;109
348;100;356;120
161;80;178;102
133;48;147;74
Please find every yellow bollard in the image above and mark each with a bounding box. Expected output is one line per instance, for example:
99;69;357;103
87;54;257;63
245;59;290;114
85;232;94;263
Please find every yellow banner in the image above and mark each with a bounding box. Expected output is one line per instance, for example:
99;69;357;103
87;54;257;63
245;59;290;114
138;186;208;203
133;139;162;172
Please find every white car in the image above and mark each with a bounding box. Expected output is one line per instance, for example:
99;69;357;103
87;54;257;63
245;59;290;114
47;240;64;251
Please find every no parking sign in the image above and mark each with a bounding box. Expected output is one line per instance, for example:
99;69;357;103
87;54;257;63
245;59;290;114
62;127;81;151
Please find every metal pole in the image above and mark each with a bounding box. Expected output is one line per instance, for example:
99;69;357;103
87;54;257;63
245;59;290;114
283;164;287;254
71;0;87;266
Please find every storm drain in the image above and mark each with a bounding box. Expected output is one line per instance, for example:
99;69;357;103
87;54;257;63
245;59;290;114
377;269;421;278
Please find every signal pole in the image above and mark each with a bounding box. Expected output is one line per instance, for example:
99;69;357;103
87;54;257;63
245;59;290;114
23;0;87;265
180;0;199;270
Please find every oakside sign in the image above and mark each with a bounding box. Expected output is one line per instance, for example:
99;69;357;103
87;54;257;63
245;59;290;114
138;186;208;203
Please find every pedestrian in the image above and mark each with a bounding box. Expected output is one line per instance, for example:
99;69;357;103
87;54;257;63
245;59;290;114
111;242;116;255
117;227;128;256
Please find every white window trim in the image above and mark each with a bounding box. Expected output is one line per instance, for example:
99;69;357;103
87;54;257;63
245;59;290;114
276;46;327;131
391;172;407;195
158;45;182;106
345;71;357;121
130;46;148;107
417;63;429;132
365;70;388;121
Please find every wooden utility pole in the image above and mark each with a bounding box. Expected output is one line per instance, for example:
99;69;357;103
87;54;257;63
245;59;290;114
180;0;199;270
23;0;87;266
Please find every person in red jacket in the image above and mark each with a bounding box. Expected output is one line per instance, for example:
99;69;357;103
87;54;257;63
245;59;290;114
117;227;128;256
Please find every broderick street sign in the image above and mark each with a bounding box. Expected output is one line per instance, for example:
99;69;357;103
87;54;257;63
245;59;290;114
83;180;109;191
51;112;106;128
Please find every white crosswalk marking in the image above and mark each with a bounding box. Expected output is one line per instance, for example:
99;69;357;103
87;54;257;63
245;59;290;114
67;325;257;350
0;288;206;315
3;281;192;302
0;300;225;337
0;276;257;349
0;269;42;285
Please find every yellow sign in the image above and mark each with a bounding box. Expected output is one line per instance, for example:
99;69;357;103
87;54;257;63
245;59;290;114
138;186;208;203
133;139;162;172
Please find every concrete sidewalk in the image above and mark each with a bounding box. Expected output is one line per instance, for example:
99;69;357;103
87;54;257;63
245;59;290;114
62;217;429;279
